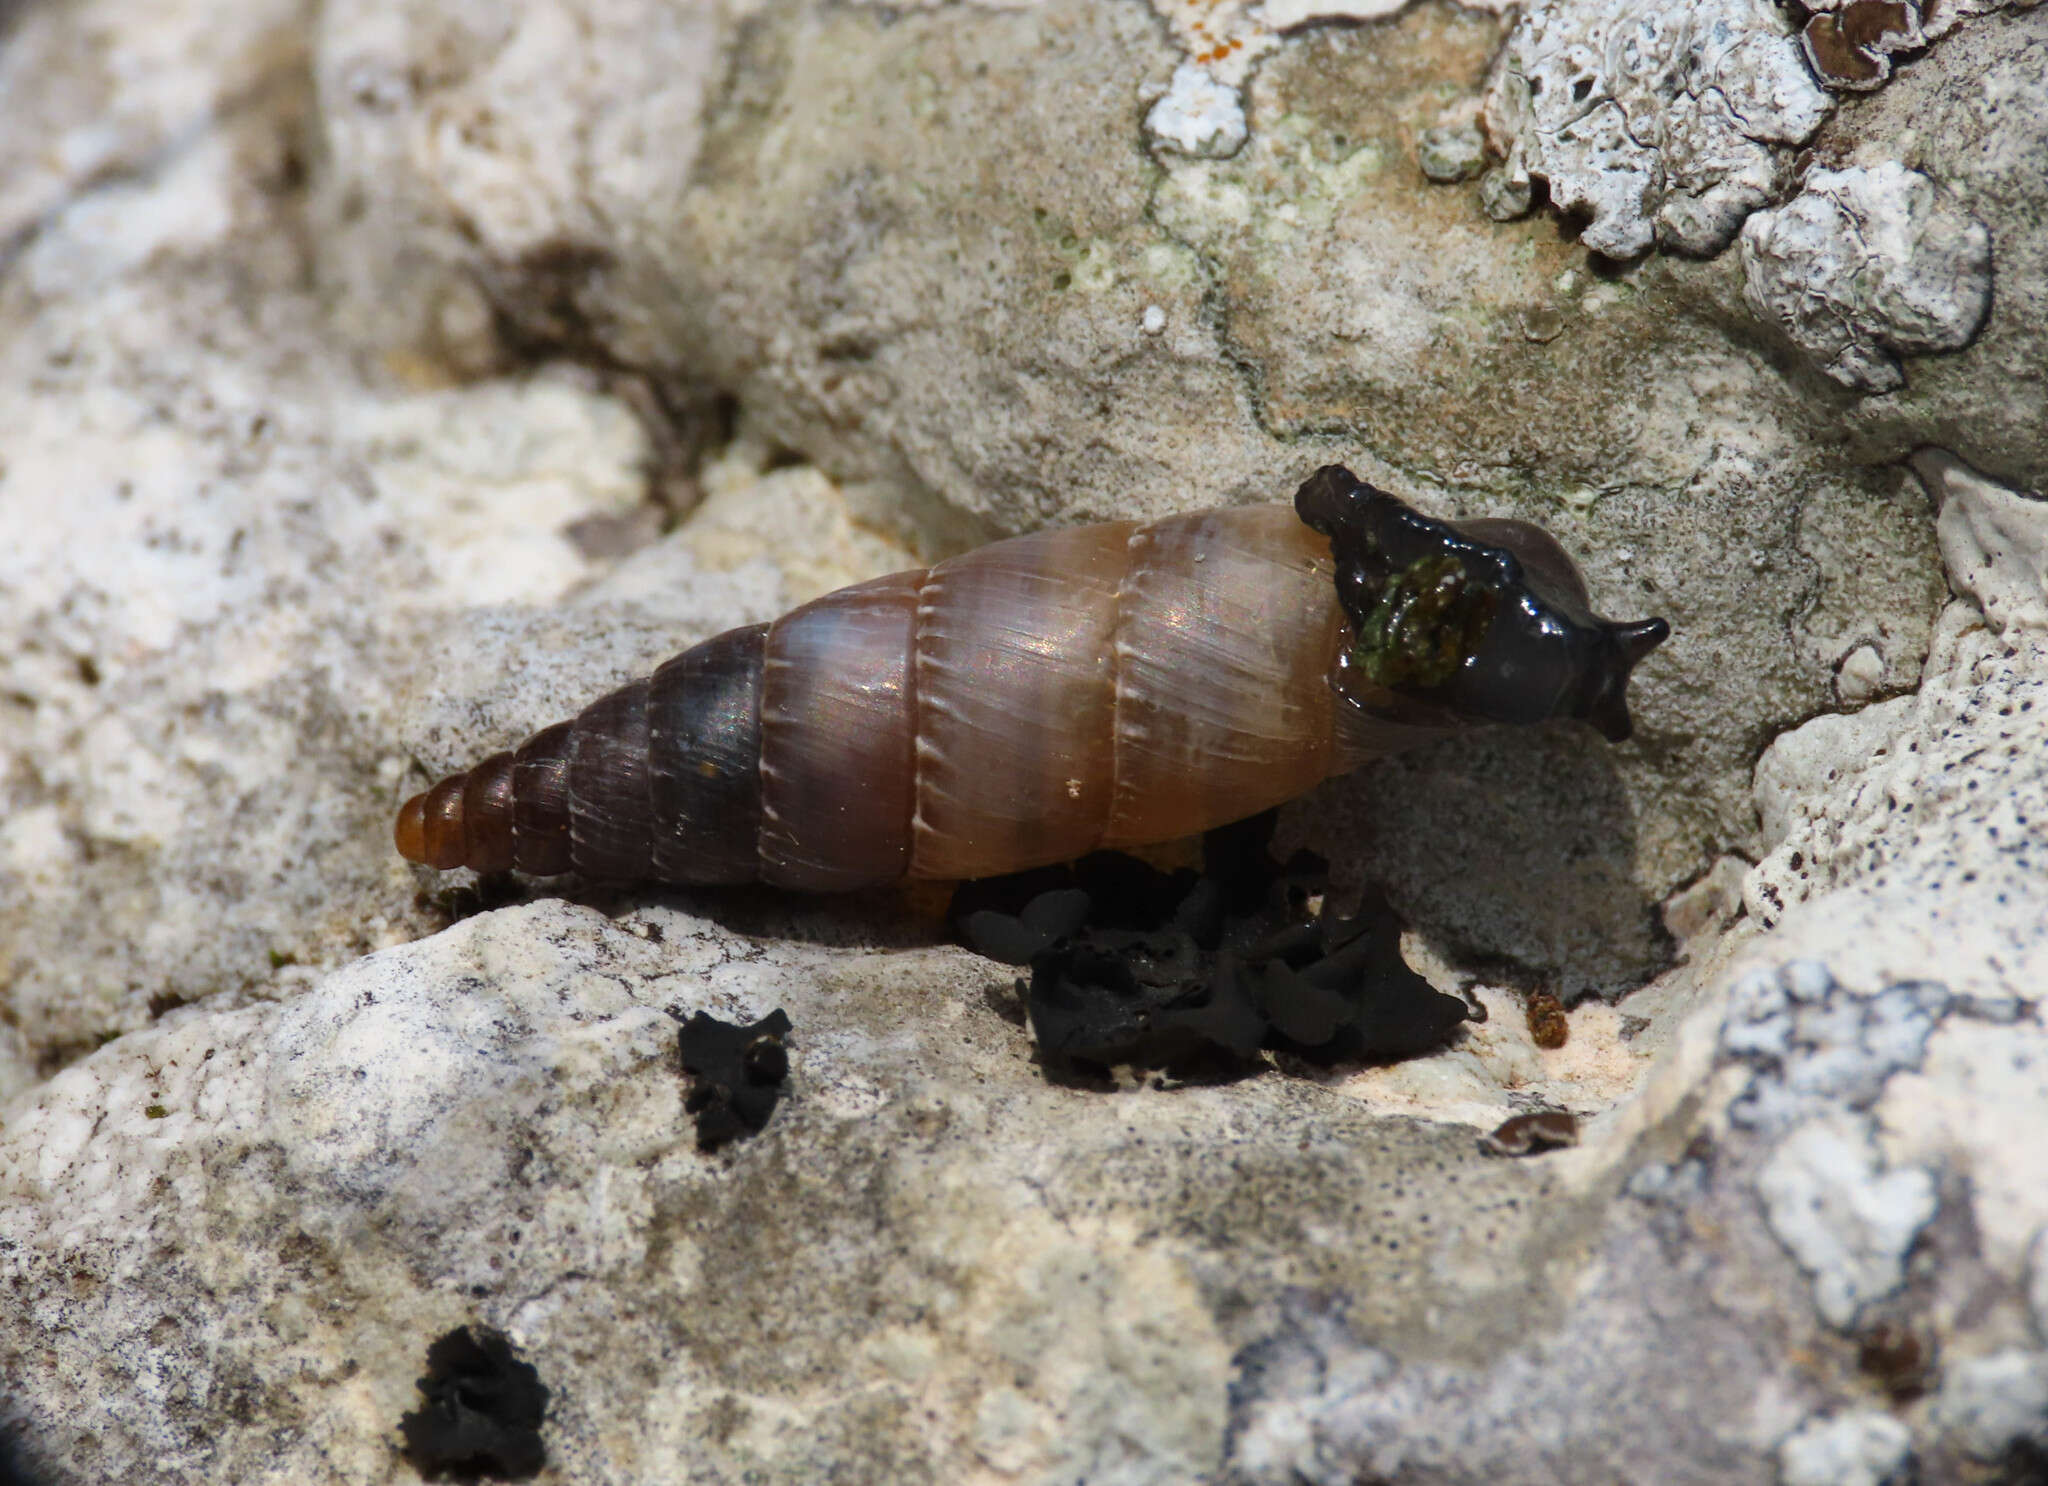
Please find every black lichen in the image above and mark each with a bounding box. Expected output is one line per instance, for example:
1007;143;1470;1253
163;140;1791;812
949;812;1471;1076
397;1327;549;1481
677;1008;792;1150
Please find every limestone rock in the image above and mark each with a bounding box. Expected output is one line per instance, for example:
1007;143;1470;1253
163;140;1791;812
0;0;817;1095
3;0;2048;1480
0;900;1592;1485
1746;457;2048;1001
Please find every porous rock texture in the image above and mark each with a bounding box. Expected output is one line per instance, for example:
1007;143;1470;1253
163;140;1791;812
2;0;2046;1482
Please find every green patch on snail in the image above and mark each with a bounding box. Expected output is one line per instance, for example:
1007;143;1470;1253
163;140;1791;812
1348;552;1498;692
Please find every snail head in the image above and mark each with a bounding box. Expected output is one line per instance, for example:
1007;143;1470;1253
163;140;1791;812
1294;465;1669;743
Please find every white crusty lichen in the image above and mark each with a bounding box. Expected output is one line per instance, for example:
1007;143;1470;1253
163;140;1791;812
1722;961;1958;1330
1719;963;1955;1132
1777;1410;1915;1486
1146;62;1251;158
1480;0;1833;258
1756;1112;1939;1329
1933;1351;2048;1461
1147;0;1489;94
1741;163;1994;393
1777;1416;1916;1486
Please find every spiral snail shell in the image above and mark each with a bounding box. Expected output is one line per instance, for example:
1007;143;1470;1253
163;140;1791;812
395;466;1668;890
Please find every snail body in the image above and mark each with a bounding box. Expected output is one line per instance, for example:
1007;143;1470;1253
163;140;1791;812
396;468;1668;889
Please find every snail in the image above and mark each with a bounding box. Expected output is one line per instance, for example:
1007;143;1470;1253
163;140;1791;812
395;466;1669;890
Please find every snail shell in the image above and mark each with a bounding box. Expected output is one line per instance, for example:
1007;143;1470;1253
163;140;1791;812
396;468;1668;889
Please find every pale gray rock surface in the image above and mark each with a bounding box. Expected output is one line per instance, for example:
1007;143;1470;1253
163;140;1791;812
3;0;2047;1482
0;0;889;1092
1806;4;2048;493
0;25;763;1096
1926;446;2048;633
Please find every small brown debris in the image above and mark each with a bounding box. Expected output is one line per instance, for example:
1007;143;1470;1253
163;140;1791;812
1857;1319;1935;1402
1479;1109;1580;1157
1525;988;1569;1049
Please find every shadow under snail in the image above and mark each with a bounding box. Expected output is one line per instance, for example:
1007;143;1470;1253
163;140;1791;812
395;466;1670;890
